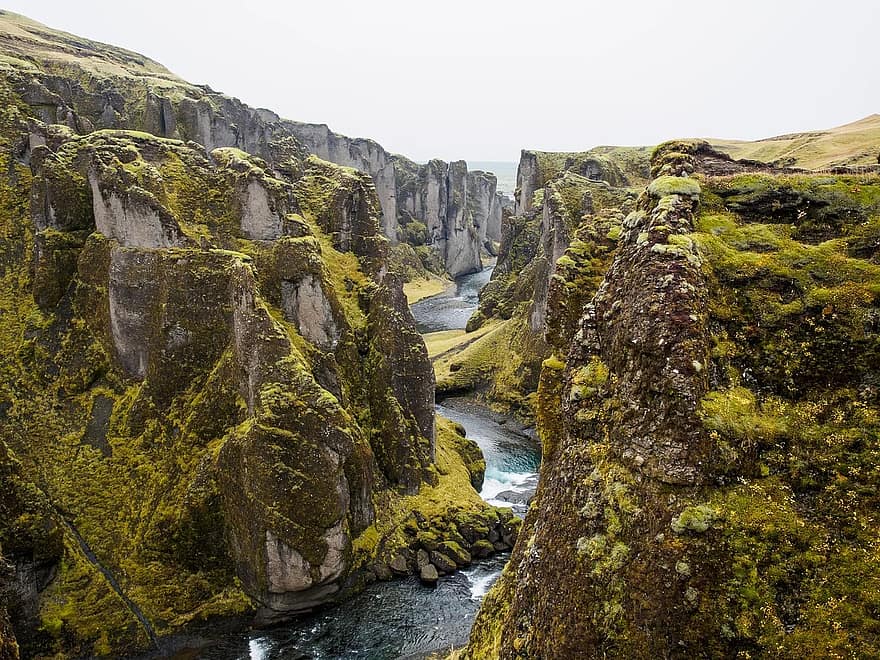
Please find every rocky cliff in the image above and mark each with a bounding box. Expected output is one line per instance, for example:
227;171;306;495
395;156;502;277
0;11;500;279
466;143;880;657
0;13;511;658
430;146;647;420
292;130;504;278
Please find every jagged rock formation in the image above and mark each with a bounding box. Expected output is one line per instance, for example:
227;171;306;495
292;130;504;277
466;143;880;657
394;157;502;277
0;11;501;278
514;146;651;215
0;15;511;657
430;147;647;420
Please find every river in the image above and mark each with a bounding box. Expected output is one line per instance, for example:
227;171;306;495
184;264;539;659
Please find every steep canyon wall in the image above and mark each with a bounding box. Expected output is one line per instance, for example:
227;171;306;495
2;11;500;277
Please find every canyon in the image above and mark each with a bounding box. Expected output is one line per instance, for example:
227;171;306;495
2;8;880;660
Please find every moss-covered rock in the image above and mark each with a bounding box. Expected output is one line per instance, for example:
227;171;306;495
467;143;880;656
0;102;450;655
445;152;639;422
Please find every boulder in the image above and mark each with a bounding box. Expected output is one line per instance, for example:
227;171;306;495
470;539;494;559
429;551;457;574
389;554;409;575
419;564;439;585
439;541;472;567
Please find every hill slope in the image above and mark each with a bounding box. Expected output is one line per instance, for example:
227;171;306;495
706;114;880;169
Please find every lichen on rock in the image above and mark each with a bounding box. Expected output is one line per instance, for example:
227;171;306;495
0;59;494;655
465;143;880;658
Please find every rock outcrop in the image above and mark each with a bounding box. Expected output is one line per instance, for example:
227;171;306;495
432;147;646;420
0;21;509;656
6;124;431;651
466;143;880;657
393;157;503;277
0;11;501;278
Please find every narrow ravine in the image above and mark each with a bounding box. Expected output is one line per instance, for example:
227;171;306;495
187;264;540;660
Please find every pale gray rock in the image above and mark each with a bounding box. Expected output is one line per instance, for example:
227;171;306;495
240;179;284;240
265;530;313;593
529;192;572;333
107;248;161;379
515;150;540;215
281;274;339;351
89;170;185;248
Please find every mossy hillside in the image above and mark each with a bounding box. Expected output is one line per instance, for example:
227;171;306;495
0;439;63;656
3;254;254;655
675;174;880;653
693;175;880;398
0;124;177;655
530;146;651;190
704;171;880;244
1;12;488;284
0;12;262;155
294;155;388;270
422;322;500;361
0;124;443;656
402;274;449;304
652;383;880;657
391;239;451;304
364;278;436;493
434;317;545;420
468;167;880;657
472;174;608;329
32;130;232;246
389;240;447;286
453;181;566;418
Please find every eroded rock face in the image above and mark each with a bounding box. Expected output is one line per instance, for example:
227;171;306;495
283;121;400;241
514;150;539;215
88;171;186;248
468;147;880;658
456;151;639;420
281;275;339;351
366;276;436;492
0;14;499;277
240;179;284;240
467;170;501;246
107;248;162;379
0;120;440;653
395;158;489;277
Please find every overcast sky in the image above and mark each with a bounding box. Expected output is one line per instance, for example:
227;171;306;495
7;0;880;162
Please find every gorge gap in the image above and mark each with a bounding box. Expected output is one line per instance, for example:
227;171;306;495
2;8;880;660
